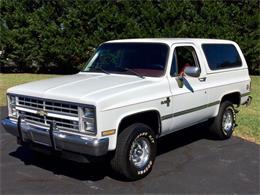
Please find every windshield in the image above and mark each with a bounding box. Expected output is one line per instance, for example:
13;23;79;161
82;43;169;77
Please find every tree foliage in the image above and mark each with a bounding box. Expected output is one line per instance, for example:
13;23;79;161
0;0;259;74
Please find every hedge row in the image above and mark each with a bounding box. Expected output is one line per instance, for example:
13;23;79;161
0;0;259;74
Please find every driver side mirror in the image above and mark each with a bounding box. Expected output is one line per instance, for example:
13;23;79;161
184;66;200;77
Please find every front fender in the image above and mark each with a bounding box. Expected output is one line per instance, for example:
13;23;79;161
99;105;162;151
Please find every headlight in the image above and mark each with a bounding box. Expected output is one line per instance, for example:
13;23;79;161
83;107;95;118
8;95;17;118
81;107;96;135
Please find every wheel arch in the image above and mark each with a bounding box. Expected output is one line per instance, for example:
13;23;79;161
116;109;162;138
220;91;241;106
212;91;241;117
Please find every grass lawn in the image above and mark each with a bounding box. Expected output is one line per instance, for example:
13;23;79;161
0;73;259;144
234;75;260;144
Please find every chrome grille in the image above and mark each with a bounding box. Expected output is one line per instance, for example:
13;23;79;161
19;111;79;132
18;97;44;109
45;101;78;115
18;97;78;116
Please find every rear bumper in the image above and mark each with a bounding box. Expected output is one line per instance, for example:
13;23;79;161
1;117;109;157
242;96;252;107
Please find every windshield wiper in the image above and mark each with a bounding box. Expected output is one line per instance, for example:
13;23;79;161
118;67;145;79
87;66;110;75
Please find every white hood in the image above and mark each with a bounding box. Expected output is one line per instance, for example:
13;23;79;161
7;73;164;107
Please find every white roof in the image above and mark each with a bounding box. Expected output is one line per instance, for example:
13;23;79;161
106;38;236;46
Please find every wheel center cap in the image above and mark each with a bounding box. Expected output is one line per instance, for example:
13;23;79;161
136;149;143;156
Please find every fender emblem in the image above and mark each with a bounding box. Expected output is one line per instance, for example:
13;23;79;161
36;110;48;117
161;97;171;107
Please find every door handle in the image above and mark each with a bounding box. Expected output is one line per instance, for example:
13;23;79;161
199;77;207;82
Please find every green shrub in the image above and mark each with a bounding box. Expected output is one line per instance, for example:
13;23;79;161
0;0;259;74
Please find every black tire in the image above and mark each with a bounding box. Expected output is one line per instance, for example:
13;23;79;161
110;123;157;180
209;101;236;139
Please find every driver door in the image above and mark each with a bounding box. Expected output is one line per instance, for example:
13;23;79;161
167;44;209;132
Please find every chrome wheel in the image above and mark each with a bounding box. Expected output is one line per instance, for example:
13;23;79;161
130;137;151;169
222;109;233;133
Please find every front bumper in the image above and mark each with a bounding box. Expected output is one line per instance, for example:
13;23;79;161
1;117;109;157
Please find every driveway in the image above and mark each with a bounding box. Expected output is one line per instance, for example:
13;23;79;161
0;106;259;194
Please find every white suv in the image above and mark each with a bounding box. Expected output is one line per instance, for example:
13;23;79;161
2;38;252;180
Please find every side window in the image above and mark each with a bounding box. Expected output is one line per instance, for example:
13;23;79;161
202;44;242;70
170;46;200;76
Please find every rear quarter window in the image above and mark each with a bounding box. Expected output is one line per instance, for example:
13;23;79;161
202;44;242;70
